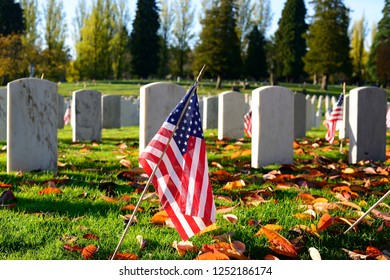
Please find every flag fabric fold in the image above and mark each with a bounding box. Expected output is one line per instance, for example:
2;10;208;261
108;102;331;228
386;107;390;129
138;82;216;241
244;109;252;137
64;105;71;125
325;93;344;144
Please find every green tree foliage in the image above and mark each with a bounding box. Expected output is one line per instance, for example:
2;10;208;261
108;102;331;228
367;0;390;87
0;34;27;84
193;0;242;88
171;0;195;78
244;25;267;80
41;0;69;81
76;0;115;80
303;0;352;90
350;15;368;84
274;0;308;82
0;0;24;36
130;0;160;79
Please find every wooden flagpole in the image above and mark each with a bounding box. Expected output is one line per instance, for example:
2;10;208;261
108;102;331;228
344;189;390;234
110;65;206;260
339;82;346;153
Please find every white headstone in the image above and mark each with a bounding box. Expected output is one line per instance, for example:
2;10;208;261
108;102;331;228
305;95;314;130
72;90;102;142
7;78;57;172
139;82;186;152
120;96;140;127
251;86;294;168
57;94;65;129
102;94;121;128
349;87;387;164
294;92;306;138
218;91;245;140
339;94;349;139
0;88;7;141
202;96;218;130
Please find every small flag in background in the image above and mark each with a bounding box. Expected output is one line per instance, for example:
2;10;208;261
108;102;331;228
138;82;216;241
325;93;344;144
244;109;252;137
64;105;71;125
386;107;390;129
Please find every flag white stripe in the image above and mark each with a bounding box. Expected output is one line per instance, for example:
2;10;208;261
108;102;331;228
185;138;201;216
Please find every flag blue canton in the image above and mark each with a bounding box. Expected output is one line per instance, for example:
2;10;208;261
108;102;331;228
336;93;344;106
167;86;204;155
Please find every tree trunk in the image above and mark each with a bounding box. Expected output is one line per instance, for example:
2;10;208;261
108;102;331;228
216;75;222;89
313;74;317;85
321;74;328;91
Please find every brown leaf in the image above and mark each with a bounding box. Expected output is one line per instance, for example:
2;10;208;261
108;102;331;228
317;213;335;232
297;192;315;204
0;189;17;206
255;224;283;236
223;214;238;224
111;252;138;260
172;240;199;257
194;251;230;260
83;233;100;240
197;223;219;235
221;179;246;190
64;244;83;252
38;187;63;195
366;246;382;258
121;204;143;212
341;248;368;260
211;162;224;169
81;244;99;260
264;254;279;260
371;209;390;221
102;196;119;203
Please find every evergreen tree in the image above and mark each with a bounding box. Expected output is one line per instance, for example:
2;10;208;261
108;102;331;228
367;0;390;87
193;0;242;88
130;0;160;79
244;25;267;80
0;0;24;36
274;0;307;82
303;0;352;90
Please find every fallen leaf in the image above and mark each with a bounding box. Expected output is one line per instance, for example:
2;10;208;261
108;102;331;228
211;162;224;169
341;248;368;260
255;224;283;236
64;244;83;252
0;189;17;206
371;209;390;221
136;235;146;249
257;226;298;258
223;214;238;224
121;204;143;212
308;247;321;260
81;244;99;260
198;223;219;235
221;179;246;190
150;210;170;225
119;159;132;169
317;213;335;232
264;254;279;260
0;183;12;188
366;246;382;258
38;187;63;195
83;233;100;240
172;240;198;257
194;251;229;260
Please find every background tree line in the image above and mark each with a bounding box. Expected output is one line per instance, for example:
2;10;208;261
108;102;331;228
0;0;388;89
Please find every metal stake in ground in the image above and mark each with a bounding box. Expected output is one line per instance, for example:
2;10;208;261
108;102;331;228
344;189;390;234
110;65;206;260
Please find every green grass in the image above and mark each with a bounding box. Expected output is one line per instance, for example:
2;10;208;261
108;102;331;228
0;124;389;260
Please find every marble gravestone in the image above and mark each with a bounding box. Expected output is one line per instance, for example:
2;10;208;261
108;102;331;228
305;95;314;130
120;97;139;127
294;92;306;138
202;96;218;130
251;86;294;168
102;94;121;128
57;94;65;129
339;94;350;140
72;90;102;142
348;87;387;164
218;91;245;140
139;82;186;153
7;78;58;172
0;88;7;141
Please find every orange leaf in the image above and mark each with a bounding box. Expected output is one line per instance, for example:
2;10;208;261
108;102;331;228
0;183;12;188
194;251;230;260
38;187;63;195
121;204;143;212
81;244;99;260
64;244;83;252
150;210;170;225
197;223;219;235
255;224;283;236
366;246;382;258
102;196;119;203
258;226;298;257
83;233;100;240
317;213;335;232
221;179;245;190
264;254;279;260
111;252;138;260
297;192;315;204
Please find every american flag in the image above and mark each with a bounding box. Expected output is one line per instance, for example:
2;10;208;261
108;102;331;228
138;82;216;241
325;93;344;144
386;107;390;129
63;105;71;125
244;109;252;137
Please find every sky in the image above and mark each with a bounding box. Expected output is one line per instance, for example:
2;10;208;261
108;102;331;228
52;0;385;54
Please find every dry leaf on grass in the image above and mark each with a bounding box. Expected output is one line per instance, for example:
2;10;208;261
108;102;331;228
111;252;138;260
38;187;63;195
257;226;298;258
194;251;229;260
81;244;99;259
